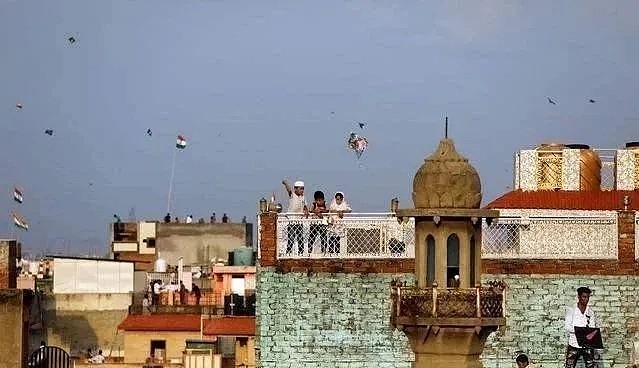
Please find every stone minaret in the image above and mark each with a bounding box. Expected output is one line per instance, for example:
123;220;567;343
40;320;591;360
392;134;506;368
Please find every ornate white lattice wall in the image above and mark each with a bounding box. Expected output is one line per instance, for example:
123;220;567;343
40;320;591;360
482;210;618;259
616;149;636;190
518;150;538;191
561;149;580;190
513;152;520;190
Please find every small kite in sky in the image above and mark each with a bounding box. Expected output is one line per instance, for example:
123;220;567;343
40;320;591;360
45;129;54;136
547;97;557;105
15;103;23;110
147;128;152;136
588;99;596;103
357;121;365;129
68;36;76;44
347;132;368;159
176;135;187;149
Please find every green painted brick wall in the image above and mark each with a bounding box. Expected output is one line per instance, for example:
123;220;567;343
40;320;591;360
256;267;415;368
482;274;639;368
256;269;639;368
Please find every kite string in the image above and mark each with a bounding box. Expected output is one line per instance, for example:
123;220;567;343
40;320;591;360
166;148;178;214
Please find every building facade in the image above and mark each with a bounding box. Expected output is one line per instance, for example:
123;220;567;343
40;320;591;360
255;141;639;368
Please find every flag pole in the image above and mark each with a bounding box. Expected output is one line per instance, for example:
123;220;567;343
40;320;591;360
166;147;178;214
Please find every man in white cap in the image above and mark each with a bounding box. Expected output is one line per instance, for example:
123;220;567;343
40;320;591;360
282;179;308;254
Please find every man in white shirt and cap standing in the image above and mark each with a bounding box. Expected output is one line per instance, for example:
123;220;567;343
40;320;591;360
564;286;599;368
282;179;308;255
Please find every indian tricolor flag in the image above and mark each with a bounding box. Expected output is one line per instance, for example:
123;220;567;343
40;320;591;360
176;135;187;149
12;212;28;231
13;187;23;204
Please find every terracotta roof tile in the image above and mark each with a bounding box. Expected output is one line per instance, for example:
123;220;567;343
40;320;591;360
203;317;255;336
117;314;200;332
485;190;639;210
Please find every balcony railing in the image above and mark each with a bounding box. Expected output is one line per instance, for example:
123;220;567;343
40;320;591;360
276;213;415;259
390;282;506;320
482;215;618;259
129;290;256;316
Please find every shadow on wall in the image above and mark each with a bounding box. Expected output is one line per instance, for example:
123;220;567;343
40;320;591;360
44;297;100;356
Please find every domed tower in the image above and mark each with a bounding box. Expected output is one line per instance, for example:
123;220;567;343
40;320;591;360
400;132;495;289
392;120;505;368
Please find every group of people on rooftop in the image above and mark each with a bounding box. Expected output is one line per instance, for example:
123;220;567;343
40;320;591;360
282;179;353;255
163;212;246;224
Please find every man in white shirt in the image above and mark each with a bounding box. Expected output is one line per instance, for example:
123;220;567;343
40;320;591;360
564;286;599;368
282;179;308;255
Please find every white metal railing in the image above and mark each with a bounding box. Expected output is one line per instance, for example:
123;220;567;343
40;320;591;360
276;213;415;259
482;215;618;259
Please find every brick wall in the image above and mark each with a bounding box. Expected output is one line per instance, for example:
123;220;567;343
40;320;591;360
0;240;18;289
256;211;639;367
480;274;639;368
256;269;414;368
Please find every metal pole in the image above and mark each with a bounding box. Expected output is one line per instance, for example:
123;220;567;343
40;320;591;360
166;148;178;214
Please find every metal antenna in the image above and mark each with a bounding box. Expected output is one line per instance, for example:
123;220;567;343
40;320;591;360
445;116;448;138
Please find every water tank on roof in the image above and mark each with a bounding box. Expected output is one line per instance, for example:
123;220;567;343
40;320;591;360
155;258;167;273
626;142;639;149
233;247;254;266
535;143;565;189
565;144;602;191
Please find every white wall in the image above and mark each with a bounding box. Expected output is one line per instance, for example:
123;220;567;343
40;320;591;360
53;258;134;294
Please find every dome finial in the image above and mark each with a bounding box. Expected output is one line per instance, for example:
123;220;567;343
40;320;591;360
445;116;448;139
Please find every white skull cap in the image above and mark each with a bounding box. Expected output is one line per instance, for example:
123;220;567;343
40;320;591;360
294;181;304;187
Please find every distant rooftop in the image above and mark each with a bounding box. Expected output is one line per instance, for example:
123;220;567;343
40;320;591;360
46;255;136;263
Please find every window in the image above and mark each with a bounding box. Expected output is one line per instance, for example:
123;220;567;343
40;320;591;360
144;238;156;248
426;235;436;285
446;234;460;287
150;340;166;359
470;235;476;287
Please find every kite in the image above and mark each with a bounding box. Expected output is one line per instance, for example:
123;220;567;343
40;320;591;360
13;187;23;203
176;135;187;149
357;121;365;129
347;132;368;159
547;97;557;105
12;212;28;231
588;99;596;103
147;128;152;136
68;37;76;44
45;129;54;136
15;103;23;110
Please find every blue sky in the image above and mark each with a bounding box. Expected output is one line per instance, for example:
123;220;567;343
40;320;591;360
1;0;638;255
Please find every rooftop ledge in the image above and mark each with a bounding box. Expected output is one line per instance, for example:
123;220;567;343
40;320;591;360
395;208;500;219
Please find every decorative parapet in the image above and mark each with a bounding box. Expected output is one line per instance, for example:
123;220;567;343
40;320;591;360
562;148;580;190
482;210;618;259
276;213;415;259
390;281;505;322
518;150;538;191
617;149;637;190
515;148;619;191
